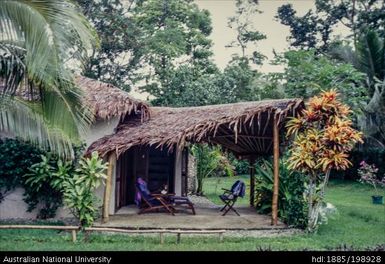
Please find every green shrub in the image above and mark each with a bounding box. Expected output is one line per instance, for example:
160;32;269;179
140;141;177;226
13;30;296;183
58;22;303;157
228;154;250;175
63;152;108;227
23;155;64;219
0;138;43;201
336;147;385;180
0;139;86;219
254;159;307;228
191;144;234;195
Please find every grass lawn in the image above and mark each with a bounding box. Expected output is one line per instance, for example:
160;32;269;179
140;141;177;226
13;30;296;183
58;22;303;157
0;178;384;251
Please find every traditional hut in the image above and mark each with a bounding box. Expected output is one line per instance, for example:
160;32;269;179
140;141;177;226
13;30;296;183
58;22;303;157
0;76;305;225
86;98;305;225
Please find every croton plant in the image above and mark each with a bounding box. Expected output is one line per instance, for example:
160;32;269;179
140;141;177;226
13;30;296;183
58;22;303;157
286;90;363;231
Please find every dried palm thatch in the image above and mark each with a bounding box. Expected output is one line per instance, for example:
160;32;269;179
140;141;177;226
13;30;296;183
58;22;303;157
75;76;150;121
1;76;151;121
87;99;304;158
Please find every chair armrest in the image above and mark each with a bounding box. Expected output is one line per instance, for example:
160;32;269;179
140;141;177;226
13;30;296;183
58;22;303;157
152;193;175;198
221;188;232;193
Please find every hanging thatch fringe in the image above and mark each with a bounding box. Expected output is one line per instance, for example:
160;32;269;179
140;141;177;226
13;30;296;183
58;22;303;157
86;99;305;158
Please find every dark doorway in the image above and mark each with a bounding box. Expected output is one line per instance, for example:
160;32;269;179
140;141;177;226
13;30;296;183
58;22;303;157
147;146;175;193
115;146;175;210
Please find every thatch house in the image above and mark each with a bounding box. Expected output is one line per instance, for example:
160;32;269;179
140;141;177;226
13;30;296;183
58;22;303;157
0;77;305;225
83;82;304;225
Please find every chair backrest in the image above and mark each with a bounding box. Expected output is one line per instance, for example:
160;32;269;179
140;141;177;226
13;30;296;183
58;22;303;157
135;178;152;203
230;180;246;198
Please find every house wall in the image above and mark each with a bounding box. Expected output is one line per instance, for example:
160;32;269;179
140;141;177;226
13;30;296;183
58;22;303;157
0;188;71;219
83;117;120;147
0;131;14;139
0;118;119;220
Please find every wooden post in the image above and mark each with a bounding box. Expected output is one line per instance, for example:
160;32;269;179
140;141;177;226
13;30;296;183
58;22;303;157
271;114;280;225
249;156;256;207
102;153;116;223
159;232;164;244
219;232;224;243
71;230;77;242
176;232;181;244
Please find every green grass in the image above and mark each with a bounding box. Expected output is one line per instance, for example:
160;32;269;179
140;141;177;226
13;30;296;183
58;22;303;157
0;178;384;251
202;175;251;205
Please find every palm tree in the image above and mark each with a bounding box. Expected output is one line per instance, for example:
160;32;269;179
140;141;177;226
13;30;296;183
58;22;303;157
331;30;385;146
0;0;98;157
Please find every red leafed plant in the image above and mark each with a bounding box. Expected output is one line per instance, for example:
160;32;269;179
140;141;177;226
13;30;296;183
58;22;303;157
358;161;385;196
286;90;363;231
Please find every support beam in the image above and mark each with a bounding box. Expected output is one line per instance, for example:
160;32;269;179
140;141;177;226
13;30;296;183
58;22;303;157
102;153;116;223
271;114;280;225
214;135;273;140
249;156;256;207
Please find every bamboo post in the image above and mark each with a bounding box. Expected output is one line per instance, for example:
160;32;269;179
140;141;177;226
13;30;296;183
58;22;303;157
71;230;77;242
219;232;224;243
176;232;181;244
249;156;256;207
159;232;164;244
102;153;116;223
271;114;280;226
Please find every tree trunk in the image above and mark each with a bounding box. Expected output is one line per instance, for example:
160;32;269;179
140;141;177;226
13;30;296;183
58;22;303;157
320;169;332;199
307;177;314;231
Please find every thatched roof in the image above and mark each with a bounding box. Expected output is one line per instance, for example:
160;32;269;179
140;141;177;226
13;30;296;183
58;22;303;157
87;99;304;158
0;76;150;121
75;76;150;121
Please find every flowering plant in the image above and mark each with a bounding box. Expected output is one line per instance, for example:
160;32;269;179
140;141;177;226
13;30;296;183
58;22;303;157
358;161;385;196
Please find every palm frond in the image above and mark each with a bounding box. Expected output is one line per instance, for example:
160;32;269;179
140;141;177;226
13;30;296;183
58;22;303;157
356;31;384;85
0;42;26;95
0;0;98;157
0;0;97;80
0;96;75;158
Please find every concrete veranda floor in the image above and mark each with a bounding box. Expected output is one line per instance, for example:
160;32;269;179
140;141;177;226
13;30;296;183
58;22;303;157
95;204;287;230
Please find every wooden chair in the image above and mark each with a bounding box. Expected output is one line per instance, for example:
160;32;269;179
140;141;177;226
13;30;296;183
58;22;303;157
219;180;246;216
136;180;176;215
167;196;196;215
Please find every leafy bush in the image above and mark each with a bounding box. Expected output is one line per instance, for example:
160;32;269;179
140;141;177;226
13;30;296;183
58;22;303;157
358;161;385;196
286;90;363;231
63;152;108;227
191;144;234;195
228;153;249;175
254;159;308;228
23;155;64;219
0;139;87;219
337;147;385;180
0;138;43;201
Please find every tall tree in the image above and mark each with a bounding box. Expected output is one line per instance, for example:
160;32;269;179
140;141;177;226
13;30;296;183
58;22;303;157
331;30;385;145
276;0;385;51
132;0;215;98
227;0;266;64
76;0;142;91
276;49;367;114
0;0;97;157
77;0;216;99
